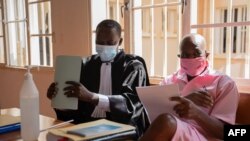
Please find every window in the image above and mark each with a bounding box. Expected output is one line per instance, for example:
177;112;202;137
131;0;182;77
0;1;4;63
29;0;52;66
192;0;250;78
142;9;151;35
130;0;250;79
163;8;178;37
215;6;247;54
1;0;52;67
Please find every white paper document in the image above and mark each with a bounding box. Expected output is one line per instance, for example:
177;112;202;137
136;84;180;122
52;55;82;110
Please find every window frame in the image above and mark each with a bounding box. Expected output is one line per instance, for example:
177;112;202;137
0;0;53;68
28;0;53;66
0;0;7;65
128;0;183;77
190;0;250;79
214;6;248;55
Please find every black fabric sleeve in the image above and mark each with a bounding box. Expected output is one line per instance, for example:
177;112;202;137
108;59;150;136
54;109;78;123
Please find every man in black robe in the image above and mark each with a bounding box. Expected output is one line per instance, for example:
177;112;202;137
47;19;150;137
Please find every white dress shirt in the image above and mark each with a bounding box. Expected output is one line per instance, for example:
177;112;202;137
91;63;111;118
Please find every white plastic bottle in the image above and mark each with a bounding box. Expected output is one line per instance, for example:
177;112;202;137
20;66;40;141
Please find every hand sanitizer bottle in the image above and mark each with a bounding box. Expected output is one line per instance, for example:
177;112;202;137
20;66;40;141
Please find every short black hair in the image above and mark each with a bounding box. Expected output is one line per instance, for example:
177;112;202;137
96;19;122;37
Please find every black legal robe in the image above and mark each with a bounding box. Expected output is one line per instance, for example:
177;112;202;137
55;50;150;137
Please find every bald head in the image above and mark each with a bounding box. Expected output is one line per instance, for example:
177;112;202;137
179;34;207;58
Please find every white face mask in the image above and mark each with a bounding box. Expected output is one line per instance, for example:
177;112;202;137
96;44;118;62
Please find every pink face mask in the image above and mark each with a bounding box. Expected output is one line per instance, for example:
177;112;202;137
180;57;208;76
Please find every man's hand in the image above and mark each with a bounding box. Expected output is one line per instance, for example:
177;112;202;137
64;81;99;105
170;96;204;120
185;91;213;108
47;82;58;100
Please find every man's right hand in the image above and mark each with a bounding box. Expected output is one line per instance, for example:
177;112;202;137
47;82;58;100
185;91;213;108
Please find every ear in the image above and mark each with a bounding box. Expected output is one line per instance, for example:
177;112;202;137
205;51;210;58
118;38;123;46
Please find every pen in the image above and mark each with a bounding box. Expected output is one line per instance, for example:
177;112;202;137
40;119;74;132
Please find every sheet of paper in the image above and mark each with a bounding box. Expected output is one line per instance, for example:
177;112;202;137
136;84;180;122
52;55;82;110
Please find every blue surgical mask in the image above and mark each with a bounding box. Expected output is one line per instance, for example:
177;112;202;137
96;44;118;62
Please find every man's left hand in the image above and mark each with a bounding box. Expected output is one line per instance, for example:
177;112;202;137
185;91;213;108
64;81;99;105
170;96;204;120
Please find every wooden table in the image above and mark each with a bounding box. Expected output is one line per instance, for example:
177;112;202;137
0;108;72;141
1;108;137;141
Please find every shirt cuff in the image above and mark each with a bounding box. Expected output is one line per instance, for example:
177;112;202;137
96;94;110;112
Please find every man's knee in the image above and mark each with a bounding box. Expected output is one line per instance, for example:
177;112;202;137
141;114;177;141
154;113;177;129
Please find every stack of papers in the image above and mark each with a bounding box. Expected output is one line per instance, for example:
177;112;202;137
49;119;136;141
0;115;21;134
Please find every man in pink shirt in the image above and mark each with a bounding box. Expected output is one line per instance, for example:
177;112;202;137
140;33;239;141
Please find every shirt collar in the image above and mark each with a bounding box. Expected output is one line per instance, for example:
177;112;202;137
176;67;211;82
